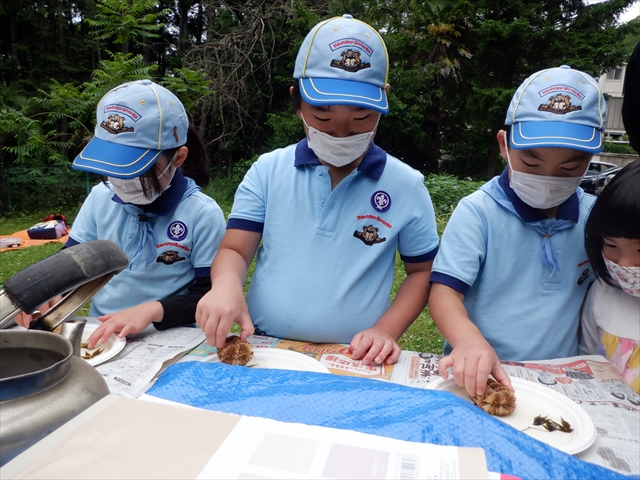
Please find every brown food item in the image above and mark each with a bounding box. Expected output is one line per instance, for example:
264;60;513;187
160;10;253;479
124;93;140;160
533;415;573;433
80;342;104;360
472;379;516;416
217;335;254;366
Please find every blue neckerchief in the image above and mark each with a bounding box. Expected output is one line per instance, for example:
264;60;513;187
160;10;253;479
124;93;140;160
293;138;387;179
481;169;582;273
111;169;199;269
120;204;158;269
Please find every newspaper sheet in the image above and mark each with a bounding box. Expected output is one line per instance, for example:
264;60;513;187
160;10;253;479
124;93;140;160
95;324;205;397
501;355;640;476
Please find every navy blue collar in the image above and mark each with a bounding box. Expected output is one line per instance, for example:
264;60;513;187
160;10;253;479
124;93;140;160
111;168;187;216
294;138;387;179
497;168;580;223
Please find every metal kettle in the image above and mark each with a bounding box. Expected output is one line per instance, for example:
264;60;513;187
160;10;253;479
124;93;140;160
0;240;129;465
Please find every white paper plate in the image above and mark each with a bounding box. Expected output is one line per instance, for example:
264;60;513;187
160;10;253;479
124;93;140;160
80;323;127;367
202;348;330;373
427;377;596;454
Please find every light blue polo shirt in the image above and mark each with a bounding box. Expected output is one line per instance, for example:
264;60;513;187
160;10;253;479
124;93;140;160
430;169;596;361
228;140;440;343
68;169;225;317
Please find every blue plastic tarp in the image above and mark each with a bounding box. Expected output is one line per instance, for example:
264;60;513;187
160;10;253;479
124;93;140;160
147;362;630;480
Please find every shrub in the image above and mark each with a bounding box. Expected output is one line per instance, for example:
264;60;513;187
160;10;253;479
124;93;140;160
1;164;91;215
602;141;637;155
425;174;485;216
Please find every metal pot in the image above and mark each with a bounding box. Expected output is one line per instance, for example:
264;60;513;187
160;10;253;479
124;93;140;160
0;320;110;465
0;241;129;465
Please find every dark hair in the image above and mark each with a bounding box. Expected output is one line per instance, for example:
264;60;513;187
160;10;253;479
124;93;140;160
137;124;211;197
584;159;640;287
165;124;211;188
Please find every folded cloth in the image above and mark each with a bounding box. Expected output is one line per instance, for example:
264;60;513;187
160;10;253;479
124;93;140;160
0;238;21;249
147;362;626;480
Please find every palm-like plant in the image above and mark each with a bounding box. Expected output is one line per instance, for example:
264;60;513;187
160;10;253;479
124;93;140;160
85;0;170;54
407;0;472;84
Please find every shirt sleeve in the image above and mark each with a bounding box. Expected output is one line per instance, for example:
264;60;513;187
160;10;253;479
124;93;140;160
579;283;600;355
430;194;488;295
189;198;226;272
227;160;267;227
397;175;440;262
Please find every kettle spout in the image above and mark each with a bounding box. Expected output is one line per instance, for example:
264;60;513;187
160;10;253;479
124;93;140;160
60;319;86;357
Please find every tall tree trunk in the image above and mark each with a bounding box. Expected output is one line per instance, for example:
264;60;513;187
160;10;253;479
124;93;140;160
179;0;190;53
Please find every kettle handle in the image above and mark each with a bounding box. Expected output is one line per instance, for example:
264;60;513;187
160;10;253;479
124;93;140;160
1;240;128;329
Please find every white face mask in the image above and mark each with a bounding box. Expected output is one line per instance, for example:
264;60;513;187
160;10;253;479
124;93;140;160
109;158;175;205
301;113;378;167
603;254;640;297
504;135;589;209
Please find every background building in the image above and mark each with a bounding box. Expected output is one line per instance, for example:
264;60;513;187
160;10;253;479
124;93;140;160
599;65;628;137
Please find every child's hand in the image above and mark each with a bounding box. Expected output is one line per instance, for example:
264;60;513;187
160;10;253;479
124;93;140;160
86;301;163;349
195;284;254;349
438;340;513;397
13;295;63;328
349;326;401;366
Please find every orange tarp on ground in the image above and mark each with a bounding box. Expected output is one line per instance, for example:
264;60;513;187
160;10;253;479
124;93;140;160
0;229;70;253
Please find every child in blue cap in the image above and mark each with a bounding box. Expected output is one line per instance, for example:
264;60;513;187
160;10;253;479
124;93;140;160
15;80;226;348
429;66;606;396
196;15;440;366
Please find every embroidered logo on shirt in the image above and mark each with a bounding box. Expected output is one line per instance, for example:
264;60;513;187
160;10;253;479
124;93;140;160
354;225;386;246
356;214;392;228
371;191;391;212
577;268;590;286
168;221;188;241
156;250;186;265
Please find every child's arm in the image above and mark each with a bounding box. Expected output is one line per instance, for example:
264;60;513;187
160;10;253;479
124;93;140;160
430;283;513;397
350;260;433;366
195;229;262;348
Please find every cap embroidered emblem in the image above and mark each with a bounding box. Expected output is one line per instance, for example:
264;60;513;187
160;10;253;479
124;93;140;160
168;221;188;241
330;49;371;72
100;114;135;135
371;191;391;212
538;93;582;115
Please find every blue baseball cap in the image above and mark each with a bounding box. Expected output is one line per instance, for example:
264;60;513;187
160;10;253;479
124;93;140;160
73;80;188;179
294;14;389;114
505;65;606;153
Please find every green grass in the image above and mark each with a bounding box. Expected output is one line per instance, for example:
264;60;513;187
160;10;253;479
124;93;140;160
1;206;447;353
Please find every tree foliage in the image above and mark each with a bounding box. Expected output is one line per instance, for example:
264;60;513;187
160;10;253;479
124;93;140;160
86;0;170;55
1;0;638;211
439;0;639;177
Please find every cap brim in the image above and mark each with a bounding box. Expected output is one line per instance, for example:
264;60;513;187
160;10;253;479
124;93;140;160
72;137;162;179
299;78;388;114
510;121;603;153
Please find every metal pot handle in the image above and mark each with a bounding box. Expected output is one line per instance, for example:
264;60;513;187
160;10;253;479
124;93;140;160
0;240;128;330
